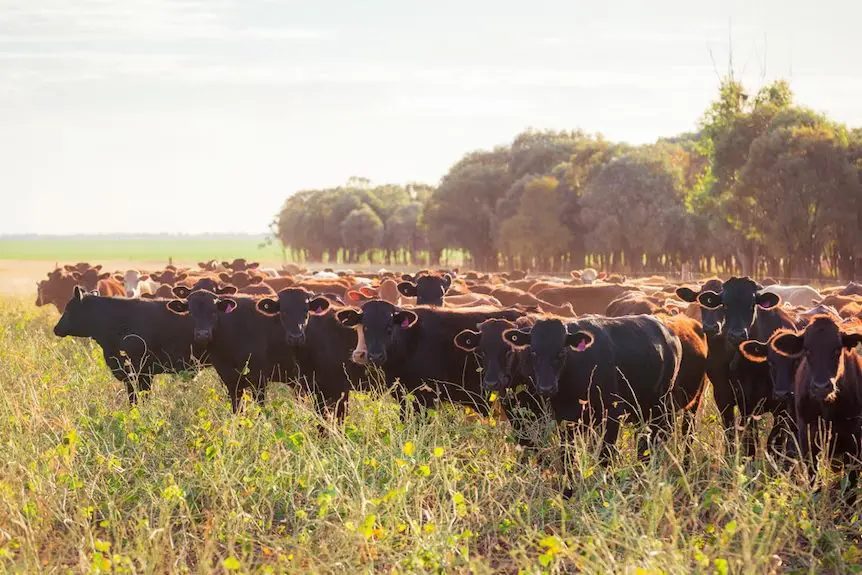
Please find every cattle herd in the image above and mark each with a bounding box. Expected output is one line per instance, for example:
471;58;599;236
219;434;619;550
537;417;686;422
36;258;862;495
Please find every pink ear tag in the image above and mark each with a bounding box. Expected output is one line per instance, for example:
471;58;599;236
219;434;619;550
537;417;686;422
225;301;237;313
313;305;324;314
576;340;587;352
401;317;411;328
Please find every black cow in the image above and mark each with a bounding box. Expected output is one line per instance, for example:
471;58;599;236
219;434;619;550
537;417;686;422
677;276;793;455
397;273;452;306
453;317;548;447
502;315;682;461
53;286;204;403
771;316;862;494
256;288;365;420
165;291;294;412
336;300;520;414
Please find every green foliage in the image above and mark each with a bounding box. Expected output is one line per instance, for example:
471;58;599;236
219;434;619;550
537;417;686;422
272;79;860;278
340;204;384;259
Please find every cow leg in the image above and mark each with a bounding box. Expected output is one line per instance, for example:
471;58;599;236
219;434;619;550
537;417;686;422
599;415;621;464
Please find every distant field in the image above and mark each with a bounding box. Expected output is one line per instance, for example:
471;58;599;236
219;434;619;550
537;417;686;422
0;235;285;264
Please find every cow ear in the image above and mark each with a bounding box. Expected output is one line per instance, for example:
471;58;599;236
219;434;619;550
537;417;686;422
166;300;189;315
151;272;162;281
346;290;369;302
503;328;531;348
71;272;82;280
675;287;699;303
249;275;264;284
756;291;780;309
216;298;237;313
216;285;237;295
570;270;581;279
221;261;231;269
442;274;452;291
256;298;280;316
393;310;418;329
567;330;594;352
176;273;188;282
842;332;862;350
198;262;207;269
335;308;363;327
93;265;102;272
401;274;415;282
64;265;76;272
113;274;123;282
172;285;191;299
307;296;331;316
247;262;260;269
739;340;769;363
397;282;417;297
697;290;722;310
72;285;85;301
219;272;231;283
771;331;804;358
139;274;149;281
453;329;481;352
98;272;111;280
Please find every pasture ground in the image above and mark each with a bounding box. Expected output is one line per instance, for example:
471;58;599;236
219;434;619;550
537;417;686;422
2;297;862;573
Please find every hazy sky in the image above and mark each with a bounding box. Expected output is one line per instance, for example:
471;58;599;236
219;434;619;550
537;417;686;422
2;0;860;235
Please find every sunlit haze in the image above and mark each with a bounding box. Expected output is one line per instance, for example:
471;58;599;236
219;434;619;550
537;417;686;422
2;0;860;235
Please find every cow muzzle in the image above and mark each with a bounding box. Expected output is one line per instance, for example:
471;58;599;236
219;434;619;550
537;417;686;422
285;332;306;346
482;373;510;392
194;329;213;344
810;380;835;401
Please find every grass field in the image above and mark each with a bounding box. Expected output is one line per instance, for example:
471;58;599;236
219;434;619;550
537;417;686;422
0;235;284;264
2;297;861;573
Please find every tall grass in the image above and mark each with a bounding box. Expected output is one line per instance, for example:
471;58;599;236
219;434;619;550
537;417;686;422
0;296;859;574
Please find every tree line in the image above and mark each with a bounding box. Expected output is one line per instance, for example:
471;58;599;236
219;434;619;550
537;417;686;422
275;79;861;280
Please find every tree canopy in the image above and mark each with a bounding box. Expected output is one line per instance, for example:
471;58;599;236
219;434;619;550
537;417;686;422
275;79;860;280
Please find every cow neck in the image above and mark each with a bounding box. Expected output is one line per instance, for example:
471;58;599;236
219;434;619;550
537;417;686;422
81;297;133;347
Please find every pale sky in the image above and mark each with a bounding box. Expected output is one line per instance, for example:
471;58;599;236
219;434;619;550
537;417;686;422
2;0;860;235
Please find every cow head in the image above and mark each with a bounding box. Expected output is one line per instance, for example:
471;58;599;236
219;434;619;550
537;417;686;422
739;331;801;402
502;318;594;397
166;290;237;345
150;269;188;286
256;288;330;346
219;271;263;290
71;268;112;291
53;286;93;337
397;273;452;306
677;277;779;344
771;316;862;403
172;278;237;299
222;258;259;272
335;300;417;365
346;286;378;304
454;318;521;392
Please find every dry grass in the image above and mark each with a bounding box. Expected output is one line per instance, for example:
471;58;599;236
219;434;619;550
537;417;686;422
1;296;861;574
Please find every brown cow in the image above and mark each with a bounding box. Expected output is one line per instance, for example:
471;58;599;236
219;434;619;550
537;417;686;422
218;272;275;295
657;314;709;436
606;291;663;317
535;284;636;315
96;278;126;297
772;316;862;494
37;269;78;312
